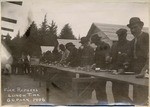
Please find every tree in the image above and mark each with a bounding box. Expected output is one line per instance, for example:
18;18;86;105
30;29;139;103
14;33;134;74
40;14;49;33
59;24;76;39
26;21;41;44
11;31;22;57
38;14;49;45
47;20;58;46
39;16;58;46
22;22;42;56
48;20;57;37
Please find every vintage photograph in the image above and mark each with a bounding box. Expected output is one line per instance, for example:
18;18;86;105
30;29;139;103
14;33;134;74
1;0;149;106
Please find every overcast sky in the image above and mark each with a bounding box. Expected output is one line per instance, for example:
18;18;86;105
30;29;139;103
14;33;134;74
1;0;149;38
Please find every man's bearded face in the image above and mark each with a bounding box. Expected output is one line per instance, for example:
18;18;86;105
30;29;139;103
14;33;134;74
130;23;142;37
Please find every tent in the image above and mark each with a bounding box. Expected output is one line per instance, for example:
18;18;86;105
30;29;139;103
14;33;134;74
1;41;13;71
40;46;54;54
86;23;149;46
57;39;81;49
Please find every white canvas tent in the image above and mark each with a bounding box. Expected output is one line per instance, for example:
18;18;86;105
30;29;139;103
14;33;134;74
1;42;13;68
58;39;81;49
40;46;54;54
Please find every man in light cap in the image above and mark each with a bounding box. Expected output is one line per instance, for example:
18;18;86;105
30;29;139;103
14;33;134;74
127;17;149;105
110;28;132;103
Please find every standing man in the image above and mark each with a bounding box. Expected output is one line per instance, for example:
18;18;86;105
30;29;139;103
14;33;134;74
24;54;30;74
79;37;94;67
127;17;149;105
91;34;110;104
65;42;79;67
78;37;95;100
110;29;132;103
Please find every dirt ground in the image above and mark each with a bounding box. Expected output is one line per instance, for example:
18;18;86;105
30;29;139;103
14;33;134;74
1;74;133;106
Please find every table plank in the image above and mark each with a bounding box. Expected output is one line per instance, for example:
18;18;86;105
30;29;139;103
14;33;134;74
39;64;148;87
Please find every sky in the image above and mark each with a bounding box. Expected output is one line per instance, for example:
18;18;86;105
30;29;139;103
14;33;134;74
1;0;150;38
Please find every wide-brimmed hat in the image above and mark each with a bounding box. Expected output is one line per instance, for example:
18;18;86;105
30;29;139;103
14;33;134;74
127;17;144;28
79;37;89;43
116;28;127;35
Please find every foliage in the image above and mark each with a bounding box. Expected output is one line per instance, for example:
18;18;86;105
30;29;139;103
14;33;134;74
59;24;76;39
38;15;58;46
4;14;78;58
10;31;23;57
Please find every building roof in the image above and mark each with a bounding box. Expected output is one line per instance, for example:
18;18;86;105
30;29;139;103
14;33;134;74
87;23;149;41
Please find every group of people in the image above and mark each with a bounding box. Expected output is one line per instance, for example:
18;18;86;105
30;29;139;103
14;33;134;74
11;53;30;74
9;17;148;105
58;38;94;67
55;17;148;105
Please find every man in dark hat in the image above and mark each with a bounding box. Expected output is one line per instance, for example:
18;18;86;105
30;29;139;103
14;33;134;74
65;42;79;67
110;29;130;70
110;28;132;103
127;17;149;105
77;37;94;100
91;34;110;69
79;37;94;67
90;34;110;104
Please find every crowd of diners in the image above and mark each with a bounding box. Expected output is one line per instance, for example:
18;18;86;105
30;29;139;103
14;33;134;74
9;17;148;105
41;17;149;105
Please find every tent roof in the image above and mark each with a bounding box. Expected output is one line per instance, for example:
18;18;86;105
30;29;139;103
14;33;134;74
87;23;149;41
40;46;54;53
57;39;80;48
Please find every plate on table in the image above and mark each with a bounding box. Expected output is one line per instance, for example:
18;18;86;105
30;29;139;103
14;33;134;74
95;69;110;72
122;72;135;75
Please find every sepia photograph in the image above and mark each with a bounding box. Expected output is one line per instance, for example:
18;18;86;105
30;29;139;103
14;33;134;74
1;0;149;107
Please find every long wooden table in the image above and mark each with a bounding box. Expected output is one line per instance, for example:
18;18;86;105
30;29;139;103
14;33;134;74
39;64;148;87
29;64;149;103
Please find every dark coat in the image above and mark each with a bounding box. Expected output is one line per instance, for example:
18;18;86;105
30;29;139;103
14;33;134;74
130;32;149;60
94;42;110;69
110;40;131;69
79;45;94;67
130;32;149;73
66;47;79;67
